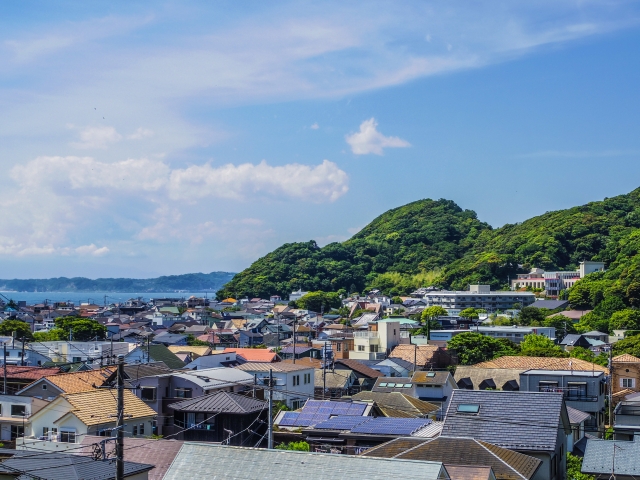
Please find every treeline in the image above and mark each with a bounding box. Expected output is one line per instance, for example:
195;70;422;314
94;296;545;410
0;272;235;293
217;187;640;300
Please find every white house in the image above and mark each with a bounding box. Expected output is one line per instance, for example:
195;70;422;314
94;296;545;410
27;341;130;365
235;362;314;410
19;389;156;451
0;395;48;442
350;321;400;361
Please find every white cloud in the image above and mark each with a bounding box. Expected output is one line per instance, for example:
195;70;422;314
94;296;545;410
127;128;154;140
345;118;410;155
75;244;110;256
70;126;123;149
310;123;319;130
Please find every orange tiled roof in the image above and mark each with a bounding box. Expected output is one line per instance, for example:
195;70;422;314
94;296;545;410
613;353;640;363
389;344;439;366
5;366;60;380
44;368;115;394
223;348;278;363
472;356;608;373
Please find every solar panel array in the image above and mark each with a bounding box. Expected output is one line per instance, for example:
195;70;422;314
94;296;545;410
349;418;431;435
313;415;372;430
277;401;368;427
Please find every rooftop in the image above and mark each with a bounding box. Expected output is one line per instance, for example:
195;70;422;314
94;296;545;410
389;344;439;366
582;439;640;476
42;368;115;394
160;367;255;390
471;356;608;373
162;443;447;480
62;389;156;426
613;353;640;363
223;348;278;362
351;391;439;417
235;362;313;373
168;391;266;414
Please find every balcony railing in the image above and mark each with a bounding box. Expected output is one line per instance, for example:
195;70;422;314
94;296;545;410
538;386;599;402
353;331;379;338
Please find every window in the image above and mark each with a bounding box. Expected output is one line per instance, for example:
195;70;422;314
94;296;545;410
175;388;192;398
60;430;76;443
293;375;300;386
457;404;480;414
336;343;341;352
11;405;26;417
304;373;311;384
42;384;47;390
622;378;636;388
139;423;145;435
72;357;82;362
141;387;156;401
42;427;49;437
567;382;587;398
133;425;138;436
358;345;365;351
10;425;24;440
369;345;379;353
539;381;560;392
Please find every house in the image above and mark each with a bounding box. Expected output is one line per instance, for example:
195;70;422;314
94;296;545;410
519;369;606;432
0;395;48;444
559;334;592;351
0;366;60;395
582;330;608;343
315;369;358;398
16;368;115;399
152;333;188;346
27;341;129;365
184;351;239;370
367;357;414;377
411;371;458;405
333;359;384;391
566;406;591;455
161;443;449;480
442;390;570;480
350;391;439;418
78;435;184;480
133;367;255;436
581;438;640;479
125;344;186;369
0;450;154;480
235;362;314;409
361;436;542;480
279;345;321;361
167;391;267;444
461;355;608;375
223;348;279;363
238;330;264;347
350;321;400;361
612;354;640;397
388;344;450;370
612;401;640;440
20;389;156;449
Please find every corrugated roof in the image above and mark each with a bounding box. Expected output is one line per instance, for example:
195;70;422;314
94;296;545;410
472;356;608;373
442;390;568;453
362;436;541;480
168;391;266;414
236;362;313;373
163;443;447;479
60;389;156;426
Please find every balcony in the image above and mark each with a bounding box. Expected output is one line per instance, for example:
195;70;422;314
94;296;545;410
354;331;379;338
538;386;599;402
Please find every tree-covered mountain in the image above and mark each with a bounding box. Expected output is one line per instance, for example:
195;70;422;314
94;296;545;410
0;272;235;293
217;187;640;301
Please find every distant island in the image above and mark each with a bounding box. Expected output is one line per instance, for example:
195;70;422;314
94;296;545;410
0;272;236;293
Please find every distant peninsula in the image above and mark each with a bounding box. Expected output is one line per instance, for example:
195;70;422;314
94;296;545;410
0;272;236;293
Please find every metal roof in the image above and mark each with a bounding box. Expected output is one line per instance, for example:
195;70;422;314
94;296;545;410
168;391;266;414
582;439;640;476
163;443;448;480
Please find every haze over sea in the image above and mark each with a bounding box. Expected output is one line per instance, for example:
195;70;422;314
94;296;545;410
0;292;214;305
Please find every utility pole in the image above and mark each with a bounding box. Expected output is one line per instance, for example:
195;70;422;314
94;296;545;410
21;337;25;367
3;344;6;395
116;354;125;480
323;343;327;400
267;368;273;449
292;318;297;364
609;347;613;428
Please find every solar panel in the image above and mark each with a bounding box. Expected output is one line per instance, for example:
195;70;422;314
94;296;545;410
350;418;431;435
314;416;372;430
298;401;367;418
278;412;299;426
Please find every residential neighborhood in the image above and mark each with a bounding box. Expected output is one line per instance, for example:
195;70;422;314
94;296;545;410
0;282;636;479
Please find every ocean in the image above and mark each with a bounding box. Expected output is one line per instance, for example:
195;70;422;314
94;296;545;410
0;291;215;305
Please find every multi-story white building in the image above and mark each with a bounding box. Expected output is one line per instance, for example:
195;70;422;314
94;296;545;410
349;321;400;361
511;261;606;295
235;363;314;410
27;341;130;365
424;285;535;314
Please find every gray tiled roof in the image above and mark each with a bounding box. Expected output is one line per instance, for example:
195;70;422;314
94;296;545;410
442;390;568;452
168;391;266;414
0;451;153;480
163;443;447;480
582;439;640;476
566;406;591;425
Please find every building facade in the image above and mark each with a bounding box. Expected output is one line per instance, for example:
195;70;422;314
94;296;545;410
424;285;535;314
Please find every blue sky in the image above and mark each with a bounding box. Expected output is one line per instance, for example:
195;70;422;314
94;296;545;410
1;1;640;278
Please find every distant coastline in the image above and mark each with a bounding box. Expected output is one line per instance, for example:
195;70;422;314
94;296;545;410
0;271;236;294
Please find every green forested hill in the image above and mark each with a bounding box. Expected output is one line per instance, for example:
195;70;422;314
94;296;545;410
217;187;640;300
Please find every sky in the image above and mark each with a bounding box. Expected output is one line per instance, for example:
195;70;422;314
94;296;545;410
1;1;640;279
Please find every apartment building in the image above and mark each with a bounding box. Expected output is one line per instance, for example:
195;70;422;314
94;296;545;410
424;285;535;314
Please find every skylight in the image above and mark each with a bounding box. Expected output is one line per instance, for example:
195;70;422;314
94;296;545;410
457;404;480;414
